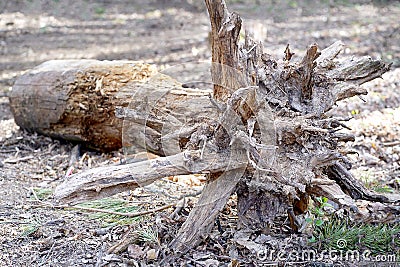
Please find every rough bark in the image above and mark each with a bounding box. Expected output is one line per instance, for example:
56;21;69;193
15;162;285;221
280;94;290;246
169;0;248;251
119;73;215;156
205;0;244;102
9;60;156;151
9;60;215;152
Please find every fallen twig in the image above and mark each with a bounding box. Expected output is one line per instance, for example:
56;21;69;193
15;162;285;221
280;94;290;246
40;241;57;266
383;141;400;147
95;243;106;267
0;220;31;225
0;149;17;153
30;187;41;202
3;155;34;164
107;229;139;254
67;203;175;218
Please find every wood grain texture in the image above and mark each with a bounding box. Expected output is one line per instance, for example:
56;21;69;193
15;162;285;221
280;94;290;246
49;0;399;254
10;60;157;151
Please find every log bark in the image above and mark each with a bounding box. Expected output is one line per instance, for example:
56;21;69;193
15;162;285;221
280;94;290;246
9;60;156;151
205;0;244;102
119;72;215;156
9;60;215;152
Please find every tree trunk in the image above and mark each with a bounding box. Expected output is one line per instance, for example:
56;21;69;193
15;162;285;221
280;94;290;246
9;60;155;151
9;60;215;153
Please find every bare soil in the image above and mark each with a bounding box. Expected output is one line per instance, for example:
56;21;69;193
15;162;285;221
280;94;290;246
1;1;399;266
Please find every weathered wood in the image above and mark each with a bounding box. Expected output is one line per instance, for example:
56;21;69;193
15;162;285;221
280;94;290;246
51;0;399;255
9;60;216;152
326;162;399;203
171;0;395;252
169;168;245;251
169;0;248;252
119;73;215;156
9;60;155;151
309;181;400;223
205;0;244;102
54;146;248;205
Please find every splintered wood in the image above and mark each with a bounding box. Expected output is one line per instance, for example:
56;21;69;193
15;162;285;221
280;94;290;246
10;60;156;151
50;0;400;254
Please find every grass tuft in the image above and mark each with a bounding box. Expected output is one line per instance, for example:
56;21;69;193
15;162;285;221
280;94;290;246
78;198;140;227
94;6;106;16
138;227;159;245
310;217;400;257
31;188;53;201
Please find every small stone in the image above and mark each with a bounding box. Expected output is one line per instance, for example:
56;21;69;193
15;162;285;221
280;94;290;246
94;228;108;236
363;152;379;165
255;234;272;244
146;249;157;261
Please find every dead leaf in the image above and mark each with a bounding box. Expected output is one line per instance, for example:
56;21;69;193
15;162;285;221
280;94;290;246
146;248;158;260
127;244;144;260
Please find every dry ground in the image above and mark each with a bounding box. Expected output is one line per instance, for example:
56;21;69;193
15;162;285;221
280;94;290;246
1;0;399;266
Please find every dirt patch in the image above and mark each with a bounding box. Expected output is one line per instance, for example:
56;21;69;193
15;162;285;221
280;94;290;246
1;0;399;266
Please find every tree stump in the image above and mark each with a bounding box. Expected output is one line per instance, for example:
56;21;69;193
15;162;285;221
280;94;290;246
51;0;399;254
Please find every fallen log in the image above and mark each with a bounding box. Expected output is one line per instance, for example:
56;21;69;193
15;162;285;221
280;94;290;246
9;60;156;151
51;0;399;254
9;60;215;152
